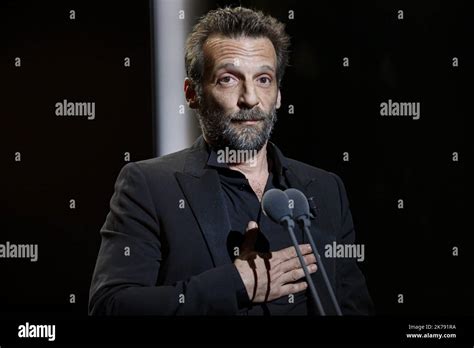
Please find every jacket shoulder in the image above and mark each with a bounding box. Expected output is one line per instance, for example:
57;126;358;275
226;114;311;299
286;157;341;186
132;147;191;175
285;157;348;212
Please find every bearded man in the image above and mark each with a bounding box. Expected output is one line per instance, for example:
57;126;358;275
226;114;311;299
89;6;373;316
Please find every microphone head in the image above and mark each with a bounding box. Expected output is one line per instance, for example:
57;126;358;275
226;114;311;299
261;189;293;223
284;188;310;221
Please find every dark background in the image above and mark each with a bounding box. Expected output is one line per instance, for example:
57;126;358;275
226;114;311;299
0;0;471;321
0;0;154;315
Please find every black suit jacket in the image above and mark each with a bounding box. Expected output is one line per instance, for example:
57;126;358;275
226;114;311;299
89;136;374;315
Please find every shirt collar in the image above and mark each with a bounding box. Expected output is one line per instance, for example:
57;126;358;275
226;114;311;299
205;141;289;189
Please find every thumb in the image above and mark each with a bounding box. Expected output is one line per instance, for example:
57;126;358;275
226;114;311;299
247;221;258;231
241;221;259;253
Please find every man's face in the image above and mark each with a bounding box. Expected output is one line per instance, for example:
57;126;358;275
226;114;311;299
194;35;281;152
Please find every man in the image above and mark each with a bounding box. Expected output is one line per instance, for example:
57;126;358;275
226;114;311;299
89;6;373;315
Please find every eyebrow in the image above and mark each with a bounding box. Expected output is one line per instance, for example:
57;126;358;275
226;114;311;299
214;63;275;73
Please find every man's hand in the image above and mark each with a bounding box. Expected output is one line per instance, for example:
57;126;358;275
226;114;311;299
234;221;317;303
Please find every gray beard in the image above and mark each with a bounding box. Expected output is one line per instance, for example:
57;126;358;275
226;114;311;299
197;99;278;152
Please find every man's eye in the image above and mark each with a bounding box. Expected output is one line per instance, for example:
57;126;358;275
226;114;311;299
258;76;272;85
218;76;236;85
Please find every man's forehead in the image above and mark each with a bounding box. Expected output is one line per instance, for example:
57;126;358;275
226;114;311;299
203;35;277;68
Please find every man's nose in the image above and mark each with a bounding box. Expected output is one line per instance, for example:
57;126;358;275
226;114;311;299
237;81;259;109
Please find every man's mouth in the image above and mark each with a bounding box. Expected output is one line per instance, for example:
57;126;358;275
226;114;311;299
231;119;263;125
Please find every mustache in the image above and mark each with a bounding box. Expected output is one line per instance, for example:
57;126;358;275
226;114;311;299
229;108;267;122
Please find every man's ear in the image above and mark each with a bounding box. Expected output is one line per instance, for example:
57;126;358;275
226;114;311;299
276;89;281;109
184;78;199;109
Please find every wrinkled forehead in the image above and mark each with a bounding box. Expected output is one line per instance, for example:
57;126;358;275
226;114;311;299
202;35;277;73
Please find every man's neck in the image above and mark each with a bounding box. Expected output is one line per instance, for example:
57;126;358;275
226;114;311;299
203;133;270;179
228;142;269;179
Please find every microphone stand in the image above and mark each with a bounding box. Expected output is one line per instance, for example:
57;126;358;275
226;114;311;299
298;217;342;316
281;216;326;316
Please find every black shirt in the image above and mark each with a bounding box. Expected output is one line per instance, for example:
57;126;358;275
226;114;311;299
206;143;307;315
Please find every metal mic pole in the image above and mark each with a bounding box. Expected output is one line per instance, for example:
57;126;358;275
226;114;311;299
281;216;326;316
300;218;342;316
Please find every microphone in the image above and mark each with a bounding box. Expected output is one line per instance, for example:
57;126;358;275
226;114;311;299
261;188;293;225
262;189;326;316
285;188;343;316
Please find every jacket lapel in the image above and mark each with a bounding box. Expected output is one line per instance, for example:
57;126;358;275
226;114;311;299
175;137;231;268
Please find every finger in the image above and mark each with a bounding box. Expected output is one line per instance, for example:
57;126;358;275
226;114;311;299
278;264;317;285
278;281;308;297
241;221;259;253
271;253;316;279
278;253;317;274
272;244;312;264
